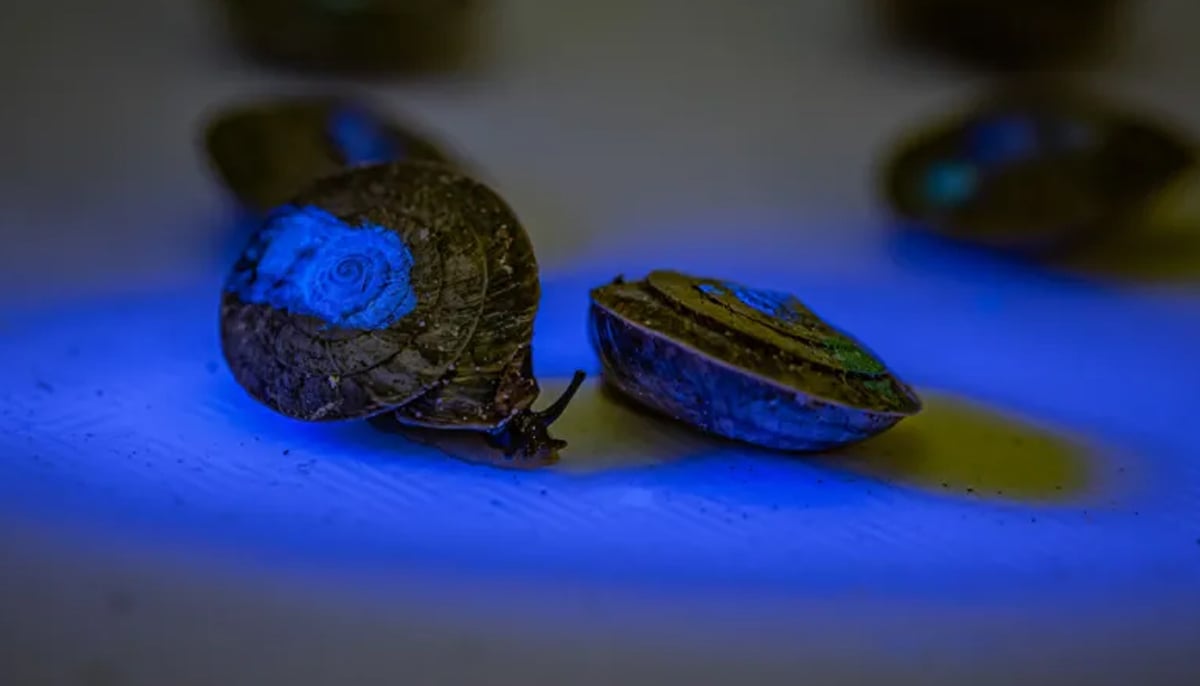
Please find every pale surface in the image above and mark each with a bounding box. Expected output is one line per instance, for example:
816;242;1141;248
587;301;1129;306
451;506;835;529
2;2;1200;684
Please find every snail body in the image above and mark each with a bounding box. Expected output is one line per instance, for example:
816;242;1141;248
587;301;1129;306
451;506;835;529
589;271;921;452
203;94;456;214
220;161;582;466
881;85;1195;258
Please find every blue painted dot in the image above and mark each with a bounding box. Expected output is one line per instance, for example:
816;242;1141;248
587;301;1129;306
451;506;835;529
966;114;1041;166
728;285;802;323
924;161;977;207
701;282;806;325
700;282;886;374
228;205;418;330
328;107;402;165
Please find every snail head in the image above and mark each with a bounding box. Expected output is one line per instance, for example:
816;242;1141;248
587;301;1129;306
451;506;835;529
485;370;586;465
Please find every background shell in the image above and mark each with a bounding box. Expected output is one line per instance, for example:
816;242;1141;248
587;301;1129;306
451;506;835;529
590;271;921;451
203;94;456;213
881;85;1196;257
220;162;494;422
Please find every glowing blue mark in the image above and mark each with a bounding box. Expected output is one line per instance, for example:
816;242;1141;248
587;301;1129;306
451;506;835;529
328;107;402;165
924;161;977;207
697;281;888;374
727;284;803;324
966;114;1041;166
227;205;417;330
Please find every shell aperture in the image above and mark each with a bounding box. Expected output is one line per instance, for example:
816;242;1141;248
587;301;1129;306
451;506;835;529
225;204;417;331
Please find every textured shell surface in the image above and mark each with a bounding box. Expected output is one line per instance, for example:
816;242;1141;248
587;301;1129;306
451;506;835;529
220;161;540;427
589;271;922;452
882;85;1196;256
203;94;455;213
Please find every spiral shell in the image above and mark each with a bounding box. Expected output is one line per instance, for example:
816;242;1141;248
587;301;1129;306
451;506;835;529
203;94;456;213
221;161;536;423
589;271;921;452
881;85;1195;257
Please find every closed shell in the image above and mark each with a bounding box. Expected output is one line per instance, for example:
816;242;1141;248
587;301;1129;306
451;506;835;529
220;161;538;428
203;94;456;213
589;271;921;452
881;85;1195;257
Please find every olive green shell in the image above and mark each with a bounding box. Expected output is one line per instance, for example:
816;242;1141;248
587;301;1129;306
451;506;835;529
589;271;921;452
881;85;1196;257
203;94;456;213
220;161;540;428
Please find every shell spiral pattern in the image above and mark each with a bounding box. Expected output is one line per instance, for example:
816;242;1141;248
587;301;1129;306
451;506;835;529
228;205;417;331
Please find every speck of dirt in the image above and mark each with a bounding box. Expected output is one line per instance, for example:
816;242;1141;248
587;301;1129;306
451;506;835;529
283;449;290;456
538;488;547;496
95;390;104;397
489;498;503;508
36;380;54;393
966;487;975;494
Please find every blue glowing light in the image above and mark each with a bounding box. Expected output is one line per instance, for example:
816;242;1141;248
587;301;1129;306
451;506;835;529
227;205;417;330
965;114;1041;166
923;161;977;207
327;107;402;165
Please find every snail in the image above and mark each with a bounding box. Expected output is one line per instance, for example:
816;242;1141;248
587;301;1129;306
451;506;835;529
880;84;1196;258
203;93;457;214
220;160;585;467
588;270;921;452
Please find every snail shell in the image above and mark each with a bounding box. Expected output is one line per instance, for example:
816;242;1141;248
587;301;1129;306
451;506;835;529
589;271;921;452
881;84;1196;257
203;94;456;213
220;161;582;465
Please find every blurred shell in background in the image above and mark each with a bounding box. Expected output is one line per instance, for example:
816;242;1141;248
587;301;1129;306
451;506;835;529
879;82;1196;260
202;94;460;213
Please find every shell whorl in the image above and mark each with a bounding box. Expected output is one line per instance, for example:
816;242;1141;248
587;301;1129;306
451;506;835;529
228;204;418;331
